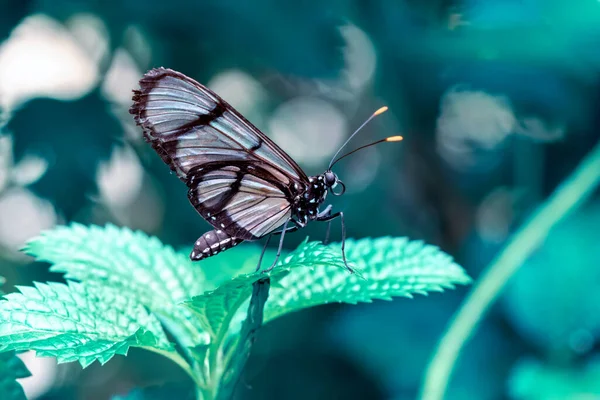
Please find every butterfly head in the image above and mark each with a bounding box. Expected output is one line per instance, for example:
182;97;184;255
324;170;346;196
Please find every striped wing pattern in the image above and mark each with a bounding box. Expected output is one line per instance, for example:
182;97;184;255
130;68;305;240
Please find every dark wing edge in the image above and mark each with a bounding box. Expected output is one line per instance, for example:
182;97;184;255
128;67;308;184
129;67;217;183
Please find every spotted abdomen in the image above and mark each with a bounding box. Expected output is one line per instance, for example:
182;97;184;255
190;229;243;261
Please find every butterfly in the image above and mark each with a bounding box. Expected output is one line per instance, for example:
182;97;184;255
129;68;401;273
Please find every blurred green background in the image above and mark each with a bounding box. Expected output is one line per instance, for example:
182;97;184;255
0;0;599;399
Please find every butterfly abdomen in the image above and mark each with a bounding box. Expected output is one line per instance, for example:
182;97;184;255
190;229;243;261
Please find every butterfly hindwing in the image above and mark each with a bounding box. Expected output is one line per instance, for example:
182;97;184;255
186;164;292;240
130;68;304;240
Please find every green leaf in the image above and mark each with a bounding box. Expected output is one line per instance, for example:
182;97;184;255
189;344;210;370
264;237;471;322
23;223;207;346
180;244;277;290
0;351;30;400
0;281;172;368
181;240;339;344
183;270;288;342
182;240;341;343
217;278;271;400
0;276;30;400
182;237;467;396
183;270;286;395
508;357;600;400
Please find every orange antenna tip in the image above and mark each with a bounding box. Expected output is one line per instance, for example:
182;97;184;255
386;135;403;142
329;105;390;168
373;106;388;116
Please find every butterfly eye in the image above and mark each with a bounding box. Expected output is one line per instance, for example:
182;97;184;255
324;171;337;187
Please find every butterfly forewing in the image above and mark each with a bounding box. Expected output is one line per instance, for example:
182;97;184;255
130;67;306;240
131;68;306;181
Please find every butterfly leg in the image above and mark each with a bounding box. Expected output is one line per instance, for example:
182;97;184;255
254;234;273;272
317;205;333;245
317;211;354;274
324;222;332;245
255;223;299;271
263;219;291;274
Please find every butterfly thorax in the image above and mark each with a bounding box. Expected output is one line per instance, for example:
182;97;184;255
292;175;328;227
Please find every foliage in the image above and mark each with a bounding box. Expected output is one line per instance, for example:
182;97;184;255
420;139;600;400
0;277;29;400
265;237;471;322
8;93;121;219
503;204;600;353
0;351;30;400
215;278;271;400
2;1;600;398
508;357;600;400
0;281;172;367
22;224;206;347
0;224;468;398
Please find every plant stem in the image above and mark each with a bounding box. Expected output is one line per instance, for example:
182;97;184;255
216;278;271;400
196;386;212;400
204;290;255;397
196;386;215;400
419;140;600;400
141;346;202;389
223;336;240;368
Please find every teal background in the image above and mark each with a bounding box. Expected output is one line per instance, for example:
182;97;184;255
0;1;599;399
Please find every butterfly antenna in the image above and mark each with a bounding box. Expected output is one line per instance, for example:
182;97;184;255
328;106;388;170
329;135;403;169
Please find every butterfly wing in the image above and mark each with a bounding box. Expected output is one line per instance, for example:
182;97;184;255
130;68;306;240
